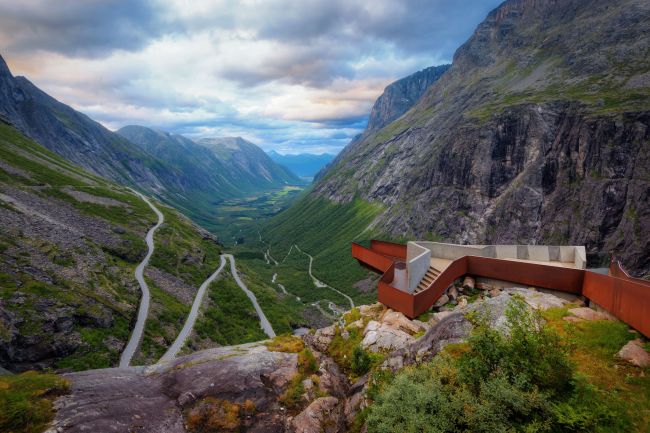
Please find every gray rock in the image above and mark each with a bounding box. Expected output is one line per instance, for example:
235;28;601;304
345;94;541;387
433;294;450;308
617;339;650;368
48;343;300;433
291;396;344;433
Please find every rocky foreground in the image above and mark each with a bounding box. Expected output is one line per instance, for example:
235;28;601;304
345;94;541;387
46;286;648;433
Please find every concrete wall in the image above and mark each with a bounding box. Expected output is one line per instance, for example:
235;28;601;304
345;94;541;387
403;241;586;295
413;241;486;260
407;241;430;293
412;241;585;267
574;246;587;269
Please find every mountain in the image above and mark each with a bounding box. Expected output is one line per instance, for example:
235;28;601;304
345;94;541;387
0;57;300;237
196;136;301;190
116;125;242;199
366;64;450;132
0;119;226;371
0;55;183;193
267;150;336;179
266;0;650;279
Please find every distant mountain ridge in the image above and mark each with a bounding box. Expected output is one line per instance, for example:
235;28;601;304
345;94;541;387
267;150;335;179
118;126;300;198
196;136;300;189
0;55;302;236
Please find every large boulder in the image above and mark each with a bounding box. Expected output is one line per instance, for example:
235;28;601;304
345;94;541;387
617;339;650;367
307;325;337;352
566;307;616;322
46;343;298;433
291;396;344;433
361;321;414;353
380;310;424;335
383;313;472;371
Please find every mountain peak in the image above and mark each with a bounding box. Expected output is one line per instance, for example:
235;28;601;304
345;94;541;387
0;54;13;78
366;64;450;132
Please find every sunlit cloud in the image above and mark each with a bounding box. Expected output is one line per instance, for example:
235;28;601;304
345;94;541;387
0;0;501;154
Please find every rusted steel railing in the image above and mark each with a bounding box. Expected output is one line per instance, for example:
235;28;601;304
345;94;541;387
352;241;650;338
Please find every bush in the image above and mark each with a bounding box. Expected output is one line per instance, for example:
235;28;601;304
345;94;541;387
366;297;625;433
185;397;250;432
351;345;372;375
458;295;573;394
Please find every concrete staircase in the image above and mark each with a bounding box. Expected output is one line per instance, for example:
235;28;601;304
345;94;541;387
414;266;441;294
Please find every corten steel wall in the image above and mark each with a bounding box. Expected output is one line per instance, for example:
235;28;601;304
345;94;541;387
370;240;407;259
351;243;394;273
412;257;468;317
610;260;650;286
583;271;650;338
379;278;416;317
466;257;584;294
352;240;650;337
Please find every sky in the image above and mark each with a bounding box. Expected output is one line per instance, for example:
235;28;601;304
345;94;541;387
0;0;501;154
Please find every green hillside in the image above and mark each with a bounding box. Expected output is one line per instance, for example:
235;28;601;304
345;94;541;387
0;121;225;369
247;195;386;311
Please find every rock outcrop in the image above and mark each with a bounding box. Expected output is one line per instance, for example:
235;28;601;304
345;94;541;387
46;287;621;432
366;64;450;132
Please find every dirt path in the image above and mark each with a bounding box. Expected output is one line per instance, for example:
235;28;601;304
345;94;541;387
119;191;164;368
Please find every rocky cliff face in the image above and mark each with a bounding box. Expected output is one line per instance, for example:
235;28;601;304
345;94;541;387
313;0;650;275
366;64;450;132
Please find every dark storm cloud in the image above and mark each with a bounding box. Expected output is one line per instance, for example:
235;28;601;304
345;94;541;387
0;0;169;57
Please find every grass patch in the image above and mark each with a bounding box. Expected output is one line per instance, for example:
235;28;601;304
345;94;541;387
265;334;305;353
262;196;385;306
193;274;268;346
185;397;256;432
0;371;70;433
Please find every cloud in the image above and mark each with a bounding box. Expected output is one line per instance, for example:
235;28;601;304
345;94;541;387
0;0;171;58
1;0;504;154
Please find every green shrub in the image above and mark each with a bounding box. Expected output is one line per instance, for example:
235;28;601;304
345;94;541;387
366;297;628;433
458;295;573;394
351;345;372;375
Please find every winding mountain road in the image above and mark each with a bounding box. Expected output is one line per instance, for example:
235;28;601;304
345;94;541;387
224;254;276;338
119;191;164;368
158;256;227;363
294;245;354;309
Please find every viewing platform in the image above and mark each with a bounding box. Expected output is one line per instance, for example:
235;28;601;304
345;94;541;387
352;240;650;338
